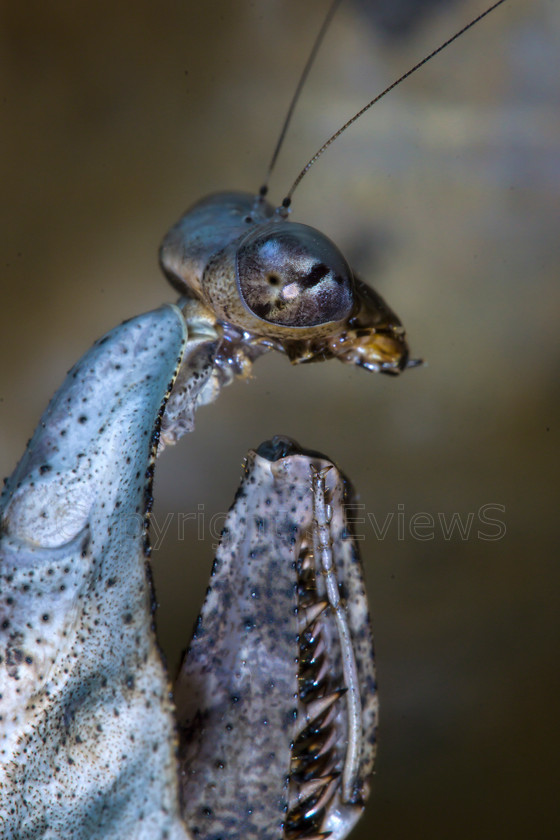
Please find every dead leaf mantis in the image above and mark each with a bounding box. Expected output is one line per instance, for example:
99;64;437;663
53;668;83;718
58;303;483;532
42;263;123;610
2;4;552;840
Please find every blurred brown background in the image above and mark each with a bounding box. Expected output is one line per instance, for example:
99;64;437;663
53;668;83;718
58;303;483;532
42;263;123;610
1;1;558;837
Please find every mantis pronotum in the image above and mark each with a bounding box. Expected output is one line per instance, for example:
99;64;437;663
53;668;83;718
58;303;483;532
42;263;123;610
1;1;556;838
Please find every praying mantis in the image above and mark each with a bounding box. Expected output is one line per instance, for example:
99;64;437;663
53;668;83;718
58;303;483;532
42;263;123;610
1;1;557;838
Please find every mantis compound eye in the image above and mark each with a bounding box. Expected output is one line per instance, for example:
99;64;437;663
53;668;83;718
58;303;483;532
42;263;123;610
160;191;412;373
236;222;354;327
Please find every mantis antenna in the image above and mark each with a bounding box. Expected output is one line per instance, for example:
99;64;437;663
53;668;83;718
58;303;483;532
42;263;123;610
258;0;344;200
278;0;507;210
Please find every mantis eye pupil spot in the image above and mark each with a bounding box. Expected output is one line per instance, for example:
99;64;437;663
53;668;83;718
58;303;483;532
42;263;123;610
267;274;280;286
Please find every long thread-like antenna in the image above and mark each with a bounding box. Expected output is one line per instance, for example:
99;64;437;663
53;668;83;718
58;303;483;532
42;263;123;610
258;0;343;200
281;0;507;209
